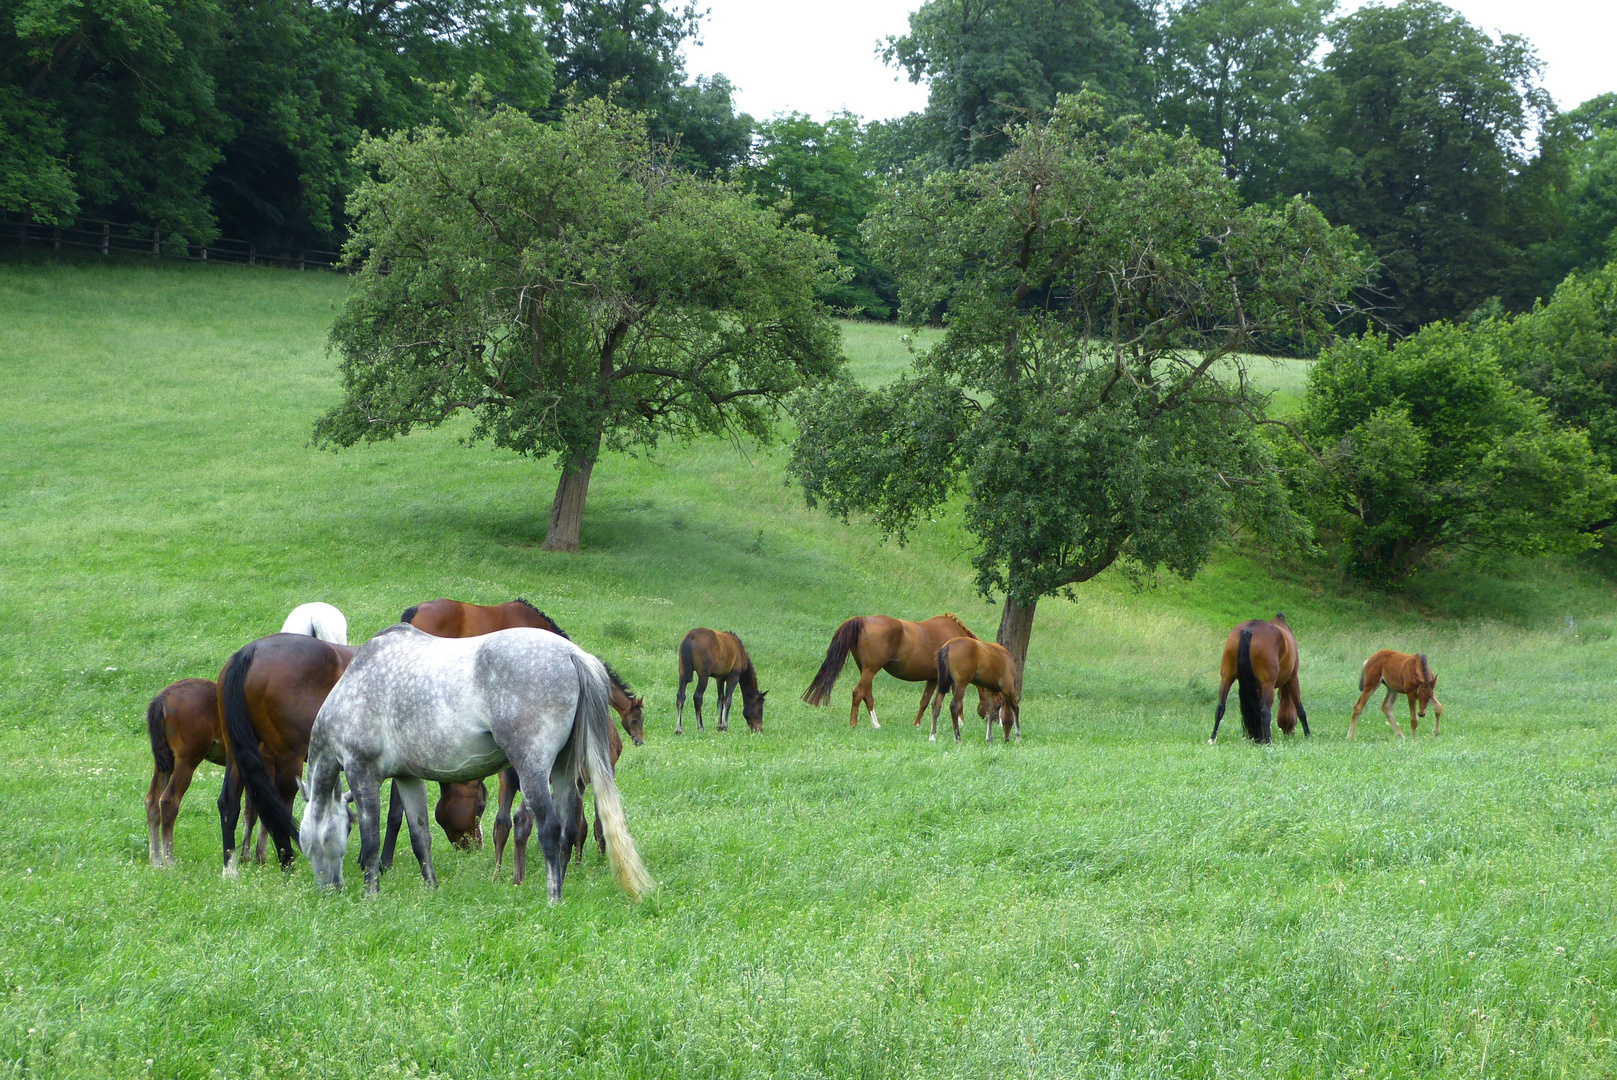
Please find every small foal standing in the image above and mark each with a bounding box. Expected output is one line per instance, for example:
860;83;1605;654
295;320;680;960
932;637;1022;743
299;625;653;901
1350;650;1443;738
144;678;226;866
675;628;766;734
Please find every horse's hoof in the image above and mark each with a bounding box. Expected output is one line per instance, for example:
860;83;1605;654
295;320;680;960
221;862;239;881
1207;738;1217;745
929;734;936;742
869;712;880;728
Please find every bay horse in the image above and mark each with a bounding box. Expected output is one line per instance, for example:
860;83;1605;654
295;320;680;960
675;628;766;734
803;613;987;729
280;602;348;645
932;637;1022;744
217;633;355;874
387;598;646;873
145;678;227;866
1350;650;1443;738
1209;613;1310;744
297;625;654;901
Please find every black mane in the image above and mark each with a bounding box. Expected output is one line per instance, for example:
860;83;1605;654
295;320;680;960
512;600;633;696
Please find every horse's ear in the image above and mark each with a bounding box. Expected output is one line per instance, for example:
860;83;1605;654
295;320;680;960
758;690;768;699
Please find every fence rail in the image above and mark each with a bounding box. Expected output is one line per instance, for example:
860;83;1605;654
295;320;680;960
1;213;350;271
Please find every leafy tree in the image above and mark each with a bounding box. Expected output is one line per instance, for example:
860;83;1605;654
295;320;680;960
546;0;751;172
1485;259;1617;468
884;0;1155;166
744;112;895;318
1531;94;1617;291
316;100;844;551
1152;0;1331;204
1287;324;1616;584
1295;0;1552;330
788;96;1364;667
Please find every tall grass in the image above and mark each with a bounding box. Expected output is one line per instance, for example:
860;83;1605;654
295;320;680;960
1;256;1614;1078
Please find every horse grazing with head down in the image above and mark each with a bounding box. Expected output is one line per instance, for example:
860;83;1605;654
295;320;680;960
676;628;766;734
145;678;227;866
1210;613;1310;744
297;624;653;902
803;613;987;729
1350;650;1443;738
385;598;646;875
932;637;1022;744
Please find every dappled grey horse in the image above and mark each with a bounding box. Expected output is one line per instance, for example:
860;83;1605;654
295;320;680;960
299;624;653;902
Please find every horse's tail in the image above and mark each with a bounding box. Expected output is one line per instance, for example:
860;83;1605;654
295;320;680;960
146;690;174;775
400;605;419;625
804;617;863;705
678;632;697;685
1235;629;1262;741
572;652;654;900
935;642;955;699
220;642;298;856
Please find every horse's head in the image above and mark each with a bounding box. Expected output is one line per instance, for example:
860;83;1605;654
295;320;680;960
620;695;646;747
435;780;488;849
742;688;766;731
1414;656;1438;716
298;769;353;891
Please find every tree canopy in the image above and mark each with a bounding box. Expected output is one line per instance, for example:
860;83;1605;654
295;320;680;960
789;96;1365;666
315;99;844;551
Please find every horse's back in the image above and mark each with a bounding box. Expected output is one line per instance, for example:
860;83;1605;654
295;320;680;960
281;602;348;645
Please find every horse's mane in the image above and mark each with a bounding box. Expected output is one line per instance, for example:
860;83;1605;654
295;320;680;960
602;662;636;699
520;602;633;697
512;596;543;616
1418;653;1432;682
942;612;978;639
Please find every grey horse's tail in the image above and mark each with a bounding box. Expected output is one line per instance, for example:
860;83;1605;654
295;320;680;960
570;652;654;900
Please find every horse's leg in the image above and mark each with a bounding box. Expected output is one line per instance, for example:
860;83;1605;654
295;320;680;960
157;756;200;867
391;776;437;887
1348;684;1376;739
851;665;880;729
1407;692;1419;734
217;762;244;879
693;671;709;732
541;769;584;903
1259;688;1275;744
1210;673;1236;744
146;764;169;866
1431;696;1443;736
380;779;405;873
347;762;384;895
570;782;588;864
951;683;966;743
930;682;944;742
511;802;534;887
270;760;300;870
1380;683;1403;738
675;670;690;736
1283;675;1310;737
492;768;518;878
594;792;606;855
913;680;937;728
718;672;740;732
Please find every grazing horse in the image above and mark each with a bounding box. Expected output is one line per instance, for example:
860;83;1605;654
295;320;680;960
803;613;987;729
1350;650;1443;738
297;625;654;901
280;602;349;645
675;628;766;734
932;637;1022;744
1209;613;1310;744
217;633;355;874
145;679;227;866
387;598;646;873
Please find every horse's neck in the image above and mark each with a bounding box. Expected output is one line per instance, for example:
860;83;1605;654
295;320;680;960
739;663;759;694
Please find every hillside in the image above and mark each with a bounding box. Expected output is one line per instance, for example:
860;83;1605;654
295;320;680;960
1;256;1613;1078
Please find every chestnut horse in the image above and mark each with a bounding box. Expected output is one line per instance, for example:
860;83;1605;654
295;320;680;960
145;678;229;866
676;628;766;734
1209;613;1310;744
218;633;355;874
932;637;1022;744
390;598;645;875
1350;650;1443;738
803;613;986;729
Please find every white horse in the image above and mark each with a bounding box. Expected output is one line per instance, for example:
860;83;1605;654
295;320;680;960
280;602;348;645
297;624;653;902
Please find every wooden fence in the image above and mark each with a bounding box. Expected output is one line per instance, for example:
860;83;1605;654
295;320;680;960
1;213;348;271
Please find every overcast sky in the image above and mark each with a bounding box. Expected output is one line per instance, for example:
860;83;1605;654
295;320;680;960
684;0;1617;122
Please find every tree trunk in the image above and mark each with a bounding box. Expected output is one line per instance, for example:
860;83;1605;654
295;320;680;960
542;455;595;552
996;594;1038;678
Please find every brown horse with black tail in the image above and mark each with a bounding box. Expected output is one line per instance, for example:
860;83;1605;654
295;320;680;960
676;628;766;734
803;613;987;729
145;678;230;866
932;637;1022;744
1350;649;1443;738
218;633;355;874
1210;613;1309;744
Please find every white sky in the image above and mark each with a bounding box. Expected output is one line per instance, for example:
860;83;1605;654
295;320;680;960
683;0;1617;122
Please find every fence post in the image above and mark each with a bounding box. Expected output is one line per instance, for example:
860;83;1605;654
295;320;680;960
299;251;306;271
249;243;256;266
102;223;109;256
201;245;208;261
17;214;29;244
151;227;160;258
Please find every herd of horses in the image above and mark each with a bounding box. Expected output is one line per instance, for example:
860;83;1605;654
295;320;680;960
143;602;1442;902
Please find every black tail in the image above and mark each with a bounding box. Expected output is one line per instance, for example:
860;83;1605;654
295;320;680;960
146;691;174;774
400;605;419;625
804;617;863;705
220;642;298;859
935;643;955;698
678;633;697;685
1235;629;1263;741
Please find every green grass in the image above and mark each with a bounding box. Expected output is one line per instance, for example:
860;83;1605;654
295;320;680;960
2;256;1616;1079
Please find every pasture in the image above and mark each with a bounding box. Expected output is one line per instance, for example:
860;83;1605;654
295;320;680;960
1;256;1615;1078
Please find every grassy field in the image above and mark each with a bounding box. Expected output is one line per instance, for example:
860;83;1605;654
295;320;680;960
2;255;1615;1079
